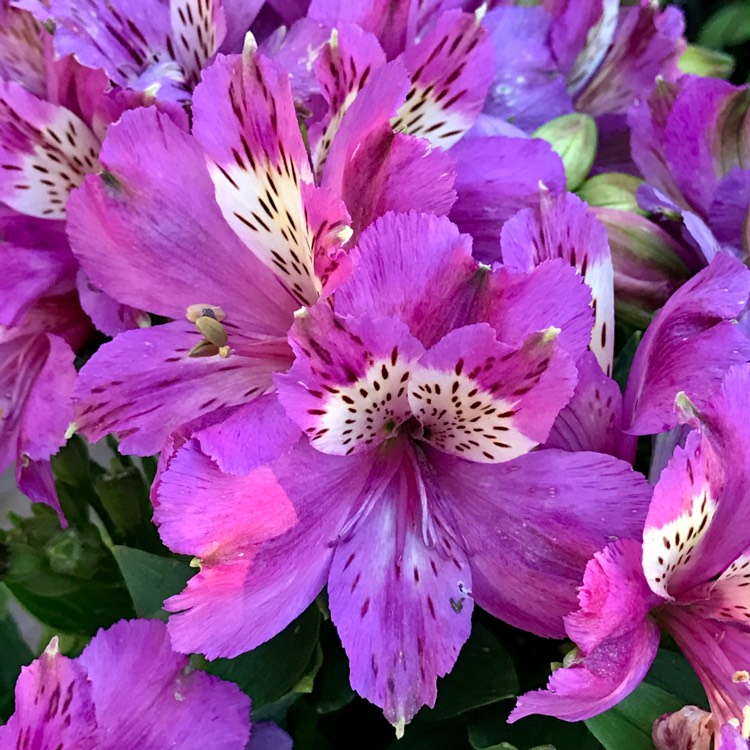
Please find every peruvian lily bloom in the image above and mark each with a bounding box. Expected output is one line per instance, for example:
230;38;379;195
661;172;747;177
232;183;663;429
480;0;685;133
0;208;91;516
154;211;651;733
511;364;750;746
623;252;750;436
629;76;750;263
275;1;569;261
15;0;237;104
0;618;251;749
69;45;457;456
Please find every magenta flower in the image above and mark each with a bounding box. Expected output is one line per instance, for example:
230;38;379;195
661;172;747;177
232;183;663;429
630;76;750;262
0;618;251;749
69;43;465;455
511;364;750;743
0;208;91;515
154;211;651;732
480;0;685;132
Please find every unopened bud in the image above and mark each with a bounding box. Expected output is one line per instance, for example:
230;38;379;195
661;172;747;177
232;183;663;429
678;45;735;80
653;707;714;750
593;208;691;328
577;172;646;215
533;113;597;191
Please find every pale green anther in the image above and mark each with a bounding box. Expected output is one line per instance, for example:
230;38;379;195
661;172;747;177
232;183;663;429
577;172;646;215
243;31;258;56
675;391;701;423
533;113;598;191
337;225;353;244
678;45;735;79
196;315;228;348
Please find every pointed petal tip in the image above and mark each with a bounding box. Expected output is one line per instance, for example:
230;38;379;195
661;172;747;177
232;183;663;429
64;422;79;440
329;28;339;49
475;3;488;23
243;32;258;56
393;718;406;739
675;391;701;422
45;636;60;657
542;325;561;343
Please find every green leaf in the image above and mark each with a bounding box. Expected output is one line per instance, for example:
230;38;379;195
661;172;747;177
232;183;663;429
0;586;33;721
585;683;683;750
310;621;356;714
111;546;194;620
646;648;708;710
419;623;518;722
469;709;602;750
698;3;750;50
612;330;642;392
203;604;321;711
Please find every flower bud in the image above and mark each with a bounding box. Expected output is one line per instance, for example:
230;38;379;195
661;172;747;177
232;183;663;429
578;172;646;215
652;706;714;750
678;45;735;79
533;113;598;191
593;207;691;328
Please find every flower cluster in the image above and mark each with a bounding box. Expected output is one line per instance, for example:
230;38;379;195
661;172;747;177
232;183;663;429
1;0;750;747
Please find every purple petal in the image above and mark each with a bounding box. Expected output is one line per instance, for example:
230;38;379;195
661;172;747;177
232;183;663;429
394;10;494;149
67;107;295;333
623;253;750;435
322;61;456;240
193;51;350;306
329;443;473;732
719;724;750;750
248;723;293;750
79;619;250;750
484;260;594;363
510;540;660;722
196;394;301;474
434;449;652;637
546;351;635;461
662;77;738;218
449;135;566;264
0;79;100;219
334;211;477;349
276;307;425;456
75;270;148;336
481;6;573;132
0;3;46;96
642;430;718;599
665;607;750;731
575;4;685;118
160;441;357;658
709;168;750;252
170;0;227;89
74;322;290;455
0;212;75;327
501;190;615;375
0;640;99;749
220;0;265;52
308;0;410;59
409;323;576;462
309;24;387;176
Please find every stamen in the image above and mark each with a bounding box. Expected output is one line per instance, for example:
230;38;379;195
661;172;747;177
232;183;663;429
185;304;226;323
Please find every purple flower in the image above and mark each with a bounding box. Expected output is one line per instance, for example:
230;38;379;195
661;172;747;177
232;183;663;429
629;76;750;262
69;43;462;455
623;252;750;435
0;618;251;749
481;0;685;132
511;364;750;743
154;211;651;732
0;208;92;516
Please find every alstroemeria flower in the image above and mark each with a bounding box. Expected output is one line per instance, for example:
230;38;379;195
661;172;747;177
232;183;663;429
0;618;251;749
0;208;91;516
154;211;651;733
274;2;569;261
14;0;237;103
623;252;750;435
512;364;750;746
480;0;685;132
70;46;457;456
629;76;750;262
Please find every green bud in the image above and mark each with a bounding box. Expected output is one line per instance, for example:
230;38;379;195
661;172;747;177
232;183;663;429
678;44;735;79
45;530;86;576
593;208;691;328
577;172;646;215
533;113;598;191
